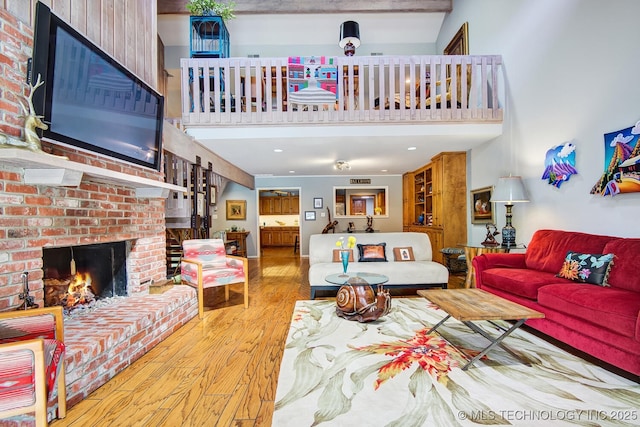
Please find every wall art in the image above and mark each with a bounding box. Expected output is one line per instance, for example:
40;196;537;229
541;141;577;188
591;120;640;196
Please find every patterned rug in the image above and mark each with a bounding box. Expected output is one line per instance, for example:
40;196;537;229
272;298;639;426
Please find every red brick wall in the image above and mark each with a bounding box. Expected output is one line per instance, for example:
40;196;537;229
0;8;167;310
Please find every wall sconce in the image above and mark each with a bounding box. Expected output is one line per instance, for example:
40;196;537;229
335;160;351;171
339;21;360;56
490;175;529;247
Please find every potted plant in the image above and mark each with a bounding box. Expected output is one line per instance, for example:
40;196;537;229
186;0;236;21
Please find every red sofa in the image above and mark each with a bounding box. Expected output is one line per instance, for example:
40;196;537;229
473;229;640;377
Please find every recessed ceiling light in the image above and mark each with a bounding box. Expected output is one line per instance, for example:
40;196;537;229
274;148;283;153
408;146;417;151
381;169;388;172
289;170;295;173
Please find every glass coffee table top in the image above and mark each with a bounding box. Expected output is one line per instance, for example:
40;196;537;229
325;272;389;286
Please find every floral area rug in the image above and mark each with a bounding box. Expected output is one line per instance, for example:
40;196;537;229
272;298;640;427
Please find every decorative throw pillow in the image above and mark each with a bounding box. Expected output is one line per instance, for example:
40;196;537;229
556;251;614;286
332;249;354;262
393;247;415;261
357;243;387;262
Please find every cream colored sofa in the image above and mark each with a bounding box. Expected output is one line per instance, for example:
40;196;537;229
308;232;448;299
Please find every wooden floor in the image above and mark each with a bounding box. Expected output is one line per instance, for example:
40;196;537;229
51;248;464;427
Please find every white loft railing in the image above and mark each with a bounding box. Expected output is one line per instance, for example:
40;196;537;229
180;55;503;126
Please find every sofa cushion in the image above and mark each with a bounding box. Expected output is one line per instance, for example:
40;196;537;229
393;247;415;261
357;243;387;262
556;252;614;286
479;268;570;300
332;249;354;262
537;283;640;339
524;230;614;274
602;238;640;292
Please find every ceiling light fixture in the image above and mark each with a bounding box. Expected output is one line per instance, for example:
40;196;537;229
339;21;360;56
335;160;351;171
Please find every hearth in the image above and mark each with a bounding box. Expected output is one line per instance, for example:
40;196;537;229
43;241;129;309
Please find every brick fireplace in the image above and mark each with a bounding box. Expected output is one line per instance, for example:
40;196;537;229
0;8;198;413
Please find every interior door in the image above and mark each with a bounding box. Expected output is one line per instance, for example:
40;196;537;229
350;197;367;215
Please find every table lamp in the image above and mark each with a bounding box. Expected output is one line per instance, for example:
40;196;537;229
490;175;529;247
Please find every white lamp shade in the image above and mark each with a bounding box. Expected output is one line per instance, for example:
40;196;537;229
491;176;530;203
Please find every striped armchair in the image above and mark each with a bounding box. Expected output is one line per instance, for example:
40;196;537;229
181;239;249;318
0;307;66;426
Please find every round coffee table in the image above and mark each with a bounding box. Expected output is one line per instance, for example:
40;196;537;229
325;272;390;322
324;272;389;287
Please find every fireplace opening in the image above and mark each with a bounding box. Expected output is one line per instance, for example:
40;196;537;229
43;241;129;310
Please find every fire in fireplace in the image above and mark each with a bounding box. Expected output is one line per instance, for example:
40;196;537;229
43;241;129;310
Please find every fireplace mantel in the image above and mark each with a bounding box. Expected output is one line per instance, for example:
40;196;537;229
0;148;186;198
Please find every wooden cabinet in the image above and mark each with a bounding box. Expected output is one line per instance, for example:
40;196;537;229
226;231;249;257
259;195;300;215
261;227;299;247
402;152;467;265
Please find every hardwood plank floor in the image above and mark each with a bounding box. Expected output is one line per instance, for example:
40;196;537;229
51;247;463;426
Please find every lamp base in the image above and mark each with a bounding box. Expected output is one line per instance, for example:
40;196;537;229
501;225;516;248
344;42;356;56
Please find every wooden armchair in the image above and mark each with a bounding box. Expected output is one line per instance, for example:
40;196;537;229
181;239;249;318
0;306;66;426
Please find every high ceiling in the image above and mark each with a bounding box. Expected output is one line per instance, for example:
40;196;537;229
157;0;501;177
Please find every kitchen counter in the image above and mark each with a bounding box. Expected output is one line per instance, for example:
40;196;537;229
260;226;299;247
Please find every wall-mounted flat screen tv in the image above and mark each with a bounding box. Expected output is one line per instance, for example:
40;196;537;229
31;2;164;171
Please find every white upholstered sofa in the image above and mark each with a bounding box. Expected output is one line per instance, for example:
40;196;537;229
308;232;448;299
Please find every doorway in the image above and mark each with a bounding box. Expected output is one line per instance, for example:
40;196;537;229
257;187;301;257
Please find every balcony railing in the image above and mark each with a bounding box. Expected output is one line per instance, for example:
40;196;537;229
180;55;503;126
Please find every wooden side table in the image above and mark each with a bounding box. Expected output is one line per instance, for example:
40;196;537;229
226;231;250;257
463;245;507;288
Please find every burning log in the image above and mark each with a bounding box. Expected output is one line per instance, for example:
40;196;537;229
44;272;96;310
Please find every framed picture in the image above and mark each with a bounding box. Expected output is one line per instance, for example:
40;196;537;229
210;185;217;205
313;197;323;209
470;186;494;224
226;200;246;220
444;22;469;55
305;211;316;221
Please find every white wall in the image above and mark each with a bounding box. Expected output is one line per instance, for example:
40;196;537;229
443;0;640;243
212;175;403;257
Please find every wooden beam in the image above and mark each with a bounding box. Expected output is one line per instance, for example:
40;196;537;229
163;122;255;189
158;0;452;15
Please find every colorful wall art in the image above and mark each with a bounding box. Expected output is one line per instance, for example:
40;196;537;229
287;56;338;105
541;141;577;188
591;120;640;196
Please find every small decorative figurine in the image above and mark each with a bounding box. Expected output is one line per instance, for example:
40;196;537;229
321;207;339;234
0;75;48;153
481;223;500;247
365;215;374;233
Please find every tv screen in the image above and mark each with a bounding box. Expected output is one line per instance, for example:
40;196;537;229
31;3;164;171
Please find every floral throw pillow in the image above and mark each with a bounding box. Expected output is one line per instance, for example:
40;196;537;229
557;251;614;286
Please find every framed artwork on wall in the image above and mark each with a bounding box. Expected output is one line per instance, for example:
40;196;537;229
305;211;316;221
313;197;323;209
444;22;469;55
470;186;494;224
226;200;246;220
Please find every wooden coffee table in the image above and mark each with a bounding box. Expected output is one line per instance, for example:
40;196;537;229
417;289;545;370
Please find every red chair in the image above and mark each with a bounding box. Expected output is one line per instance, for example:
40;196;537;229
0;307;66;426
181;239;249;318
